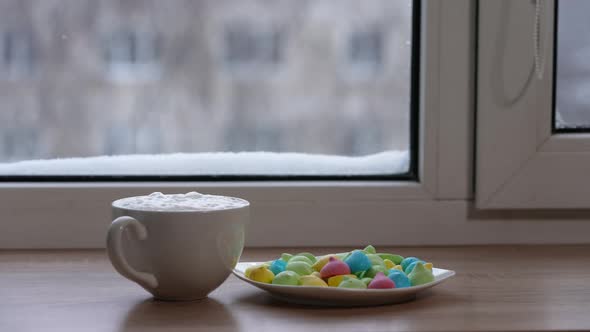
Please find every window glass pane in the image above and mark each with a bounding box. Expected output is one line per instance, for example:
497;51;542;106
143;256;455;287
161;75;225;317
555;0;590;131
0;0;416;178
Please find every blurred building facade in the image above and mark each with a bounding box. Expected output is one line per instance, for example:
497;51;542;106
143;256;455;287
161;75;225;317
0;0;412;162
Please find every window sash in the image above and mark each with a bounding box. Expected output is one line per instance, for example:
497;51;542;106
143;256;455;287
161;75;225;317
476;0;590;209
0;0;479;248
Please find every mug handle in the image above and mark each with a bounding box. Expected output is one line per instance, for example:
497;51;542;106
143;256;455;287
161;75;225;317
107;216;158;289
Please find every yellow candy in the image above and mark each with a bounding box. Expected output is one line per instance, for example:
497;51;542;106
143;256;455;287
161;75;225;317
245;264;264;278
311;255;332;272
424;262;433;271
392;265;403;271
384;259;395;270
327;274;358;287
249;266;275;283
311;271;322;278
300;275;328;287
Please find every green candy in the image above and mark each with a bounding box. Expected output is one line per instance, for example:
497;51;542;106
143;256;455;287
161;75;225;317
281;253;293;262
361;277;373;286
272;271;300;286
367;254;386;268
408;262;435;286
289;256;314;266
295;252;317;264
363;245;377;254
364;265;388;278
286;261;313;276
334;252;351;261
338;277;367;289
354;270;367;278
377;253;404;265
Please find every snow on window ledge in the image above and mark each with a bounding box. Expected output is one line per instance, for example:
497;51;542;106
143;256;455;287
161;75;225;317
0;150;409;176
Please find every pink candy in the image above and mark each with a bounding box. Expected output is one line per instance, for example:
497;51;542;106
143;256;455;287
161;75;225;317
320;257;351;278
368;272;396;289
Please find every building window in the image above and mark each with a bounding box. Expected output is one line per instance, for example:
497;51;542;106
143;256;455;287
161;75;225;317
104;124;136;156
346;28;384;77
1;31;33;79
103;30;160;82
2;127;38;161
224;24;282;74
225;122;282;152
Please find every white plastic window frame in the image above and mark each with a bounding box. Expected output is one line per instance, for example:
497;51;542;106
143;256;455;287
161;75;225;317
0;1;477;248
476;0;590;209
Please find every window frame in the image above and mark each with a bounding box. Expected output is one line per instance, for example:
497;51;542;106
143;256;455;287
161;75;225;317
0;0;480;248
0;0;423;183
1;1;421;183
476;0;590;209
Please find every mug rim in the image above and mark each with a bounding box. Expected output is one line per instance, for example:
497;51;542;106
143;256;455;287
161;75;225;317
111;194;250;214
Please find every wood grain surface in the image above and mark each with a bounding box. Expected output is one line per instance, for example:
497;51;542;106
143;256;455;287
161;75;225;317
1;246;589;332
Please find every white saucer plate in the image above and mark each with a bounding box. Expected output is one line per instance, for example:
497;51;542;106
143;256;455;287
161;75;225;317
232;261;455;307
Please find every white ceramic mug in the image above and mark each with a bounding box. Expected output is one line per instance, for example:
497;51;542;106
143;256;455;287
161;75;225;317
107;194;248;301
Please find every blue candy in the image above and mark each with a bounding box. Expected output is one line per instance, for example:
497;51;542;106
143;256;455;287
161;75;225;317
405;260;425;274
400;257;420;271
269;259;287;275
388;270;411;288
344;250;372;273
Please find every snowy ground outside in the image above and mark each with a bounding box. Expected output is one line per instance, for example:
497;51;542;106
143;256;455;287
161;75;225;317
0;150;409;176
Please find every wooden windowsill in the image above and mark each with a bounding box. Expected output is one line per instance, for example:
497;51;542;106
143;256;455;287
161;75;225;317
1;246;589;331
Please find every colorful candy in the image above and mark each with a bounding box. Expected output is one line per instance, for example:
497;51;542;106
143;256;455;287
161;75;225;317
378;253;404;265
387;270;411;288
344;250;372;273
286;261;313;276
245;265;257;278
367;254;386;268
300;275;328;287
295;252;317;264
272;271;300;286
383;259;395;270
408;262;435;286
244;246;438;289
334;252;350;260
269;259;287;275
320;257;351;278
364;265;389;278
327;274;358;287
289;255;314;266
401;257;420;271
249;265;275;283
368;272;396;289
405;260;425;274
338;277;367;289
363;245;377;254
312;255;332;272
406;261;434;274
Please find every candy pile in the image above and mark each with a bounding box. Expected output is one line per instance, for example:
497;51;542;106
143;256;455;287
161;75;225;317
245;245;435;289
